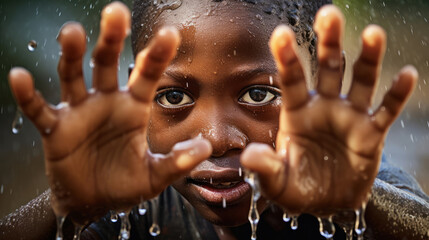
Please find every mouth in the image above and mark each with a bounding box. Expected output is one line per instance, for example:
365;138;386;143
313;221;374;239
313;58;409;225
187;168;251;206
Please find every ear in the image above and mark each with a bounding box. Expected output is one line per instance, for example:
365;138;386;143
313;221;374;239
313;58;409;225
128;63;135;78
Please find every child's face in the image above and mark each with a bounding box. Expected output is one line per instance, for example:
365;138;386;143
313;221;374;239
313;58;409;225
143;1;311;226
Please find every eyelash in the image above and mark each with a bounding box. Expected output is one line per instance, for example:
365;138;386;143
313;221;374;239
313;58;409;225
155;86;281;109
155;88;194;109
239;86;281;106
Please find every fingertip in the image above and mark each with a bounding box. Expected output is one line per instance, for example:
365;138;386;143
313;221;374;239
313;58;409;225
362;25;386;48
152;26;181;60
58;22;87;60
101;1;131;41
269;25;297;65
241;143;276;171
392;65;418;98
8;67;34;103
314;5;344;44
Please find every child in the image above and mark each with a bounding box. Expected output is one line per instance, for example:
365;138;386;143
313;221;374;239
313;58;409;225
2;0;429;239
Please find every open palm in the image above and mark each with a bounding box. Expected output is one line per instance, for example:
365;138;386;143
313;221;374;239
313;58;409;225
241;5;417;214
8;2;211;219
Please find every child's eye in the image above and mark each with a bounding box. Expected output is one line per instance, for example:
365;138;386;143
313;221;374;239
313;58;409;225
156;90;193;108
239;87;279;105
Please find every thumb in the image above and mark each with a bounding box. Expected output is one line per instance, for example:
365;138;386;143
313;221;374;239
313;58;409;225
148;138;212;189
241;143;287;200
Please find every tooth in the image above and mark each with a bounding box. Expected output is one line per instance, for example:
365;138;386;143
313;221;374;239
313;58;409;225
221;182;232;186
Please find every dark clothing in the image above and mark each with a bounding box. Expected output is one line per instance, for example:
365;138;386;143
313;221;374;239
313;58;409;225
88;156;428;240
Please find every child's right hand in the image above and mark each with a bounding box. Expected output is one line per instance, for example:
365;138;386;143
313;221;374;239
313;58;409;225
8;2;211;221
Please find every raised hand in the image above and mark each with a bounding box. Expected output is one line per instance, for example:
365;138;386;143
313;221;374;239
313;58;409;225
8;2;211;220
241;5;417;215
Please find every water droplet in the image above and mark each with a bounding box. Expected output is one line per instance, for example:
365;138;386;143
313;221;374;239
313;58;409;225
222;197;227;208
149;197;161;236
118;212;131;240
12;109;23;134
318;216;335;239
400;120;405;128
282;211;290;222
255;14;263;21
89;58;95;68
342;226;354;240
238;167;242;177
72;225;84;240
110;211;118;222
149;223;161;236
324;155;329;161
55;215;66;240
244;171;260;240
269;76;273;85
28;40;37;51
291;216;298;230
233;50;237;56
138;201;147;215
354;203;367;239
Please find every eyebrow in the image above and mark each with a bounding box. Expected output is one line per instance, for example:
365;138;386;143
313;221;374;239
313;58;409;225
164;66;277;84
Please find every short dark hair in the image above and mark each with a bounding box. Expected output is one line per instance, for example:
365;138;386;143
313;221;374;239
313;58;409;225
131;0;332;63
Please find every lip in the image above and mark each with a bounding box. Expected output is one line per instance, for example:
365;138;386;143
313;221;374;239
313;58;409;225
187;167;251;206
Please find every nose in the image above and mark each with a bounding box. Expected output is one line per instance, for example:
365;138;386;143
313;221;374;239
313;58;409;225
191;107;248;157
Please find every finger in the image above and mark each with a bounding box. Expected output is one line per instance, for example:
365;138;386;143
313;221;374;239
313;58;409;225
57;22;88;105
8;68;57;135
92;2;130;92
150;138;212;189
269;25;309;110
372;66;417;130
314;5;345;97
347;25;386;110
128;27;180;102
241;143;287;199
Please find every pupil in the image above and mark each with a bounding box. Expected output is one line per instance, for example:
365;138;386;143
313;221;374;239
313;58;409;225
249;89;267;102
166;91;184;104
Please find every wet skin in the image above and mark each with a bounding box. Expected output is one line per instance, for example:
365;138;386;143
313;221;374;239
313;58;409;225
7;0;418;234
145;1;291;226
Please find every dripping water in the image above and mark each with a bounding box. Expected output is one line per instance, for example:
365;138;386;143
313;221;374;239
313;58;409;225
354;203;367;240
282;211;290;222
55;215;66;240
290;216;298;230
222;197;227;208
342;226;354;240
110;210;118;223
72;224;84;240
28;40;37;51
244;171;261;240
138;200;147;215
317;216;335;239
12;109;23;134
149;197;161;236
118;212;131;240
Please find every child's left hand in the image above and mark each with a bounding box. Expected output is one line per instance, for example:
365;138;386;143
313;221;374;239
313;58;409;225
240;5;417;215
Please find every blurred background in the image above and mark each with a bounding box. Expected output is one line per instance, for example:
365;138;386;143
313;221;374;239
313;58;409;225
0;0;428;218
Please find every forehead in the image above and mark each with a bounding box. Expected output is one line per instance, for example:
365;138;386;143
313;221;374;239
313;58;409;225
150;1;281;52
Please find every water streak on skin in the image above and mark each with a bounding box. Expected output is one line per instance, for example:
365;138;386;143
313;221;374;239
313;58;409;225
342;226;353;240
